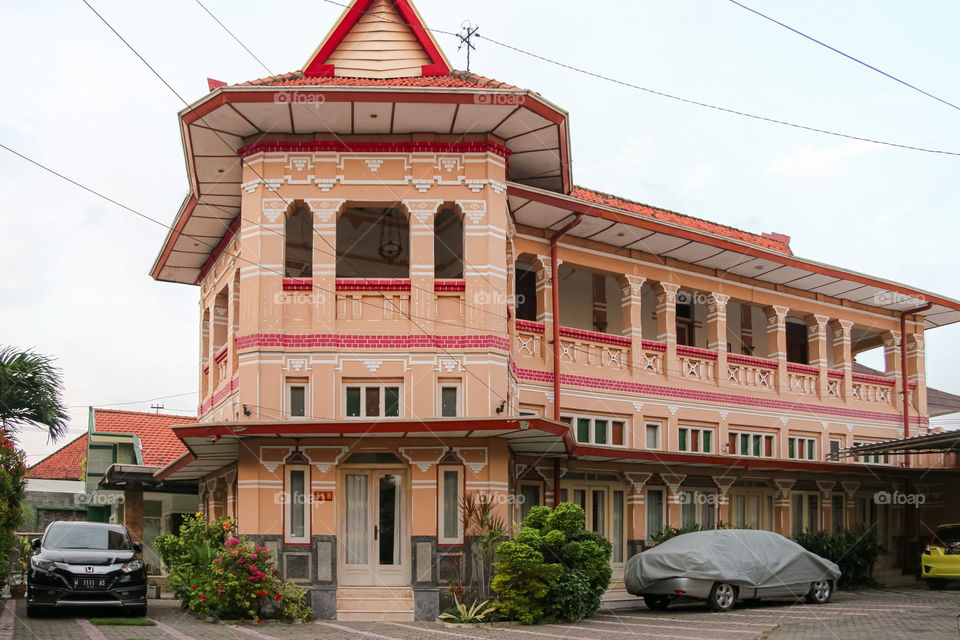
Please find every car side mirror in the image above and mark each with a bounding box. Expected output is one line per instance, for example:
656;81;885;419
132;542;143;554
31;538;41;550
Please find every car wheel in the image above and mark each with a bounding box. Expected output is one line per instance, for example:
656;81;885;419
926;579;948;590
707;582;737;612
643;595;671;611
805;579;832;604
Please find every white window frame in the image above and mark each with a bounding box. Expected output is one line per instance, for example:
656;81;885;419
437;465;464;545
828;437;843;461
286;380;309;419
284;464;311;544
561;413;627;447
677;425;714;453
788;435;818;461
438;382;462;418
729;430;776;458
342;382;403;418
791;490;820;537
644;421;663;450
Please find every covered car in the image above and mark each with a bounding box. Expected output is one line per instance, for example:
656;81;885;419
625;529;840;611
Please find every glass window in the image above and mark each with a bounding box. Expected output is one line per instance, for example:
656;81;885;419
384;386;400;417
520;484;541;523
577;418;590;443
285;465;310;544
289;385;306;418
440;386;458;418
290;470;305;538
594;420;608;445
346;387;361;417
344;384;402;418
681;490;696;527
365;387;380;417
678;429;687;451
592;490;605;537
646;423;660;449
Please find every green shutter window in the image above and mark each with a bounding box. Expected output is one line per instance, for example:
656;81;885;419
577;418;590;443
346;387;361;417
753;435;761;457
384;387;400;417
740;434;749;455
594;420;608;445
808;440;815;460
678;429;688;452
702;430;712;453
789;438;796;459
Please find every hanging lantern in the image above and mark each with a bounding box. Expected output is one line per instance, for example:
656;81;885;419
378;208;404;264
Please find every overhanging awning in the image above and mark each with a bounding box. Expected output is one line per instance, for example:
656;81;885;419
839;430;960;457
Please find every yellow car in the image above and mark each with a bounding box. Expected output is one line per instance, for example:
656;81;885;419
922;524;960;589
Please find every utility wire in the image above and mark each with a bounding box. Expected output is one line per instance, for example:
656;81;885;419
727;0;960;115
313;0;960;157
194;0;273;77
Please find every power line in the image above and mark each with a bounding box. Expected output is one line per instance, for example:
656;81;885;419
313;0;960;157
67;391;198;409
194;0;273;77
726;0;960;115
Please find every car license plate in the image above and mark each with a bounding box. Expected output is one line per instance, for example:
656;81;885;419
76;578;108;589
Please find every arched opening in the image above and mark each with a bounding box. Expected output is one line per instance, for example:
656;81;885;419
285;202;313;278
336;204;410;278
434;207;463;279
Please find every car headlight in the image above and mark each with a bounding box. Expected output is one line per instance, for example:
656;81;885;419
121;559;143;573
31;557;57;571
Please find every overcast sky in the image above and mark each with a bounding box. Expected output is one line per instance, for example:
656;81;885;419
3;0;959;464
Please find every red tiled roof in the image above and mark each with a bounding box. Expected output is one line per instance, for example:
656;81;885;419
26;435;87;481
236;69;520;90
92;409;196;467
570;186;792;254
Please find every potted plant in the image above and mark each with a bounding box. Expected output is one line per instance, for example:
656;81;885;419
9;536;31;598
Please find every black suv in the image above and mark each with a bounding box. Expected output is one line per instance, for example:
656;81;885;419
27;521;147;617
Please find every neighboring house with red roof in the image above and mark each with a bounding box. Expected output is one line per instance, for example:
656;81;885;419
23;434;88;532
84;409;199;574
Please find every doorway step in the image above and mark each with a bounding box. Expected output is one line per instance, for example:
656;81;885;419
336;587;415;621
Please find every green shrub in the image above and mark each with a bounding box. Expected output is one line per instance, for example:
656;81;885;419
793;525;882;589
649;523;702;546
492;504;611;624
0;431;26;592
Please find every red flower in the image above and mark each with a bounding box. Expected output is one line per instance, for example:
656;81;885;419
191;586;198;590
258;591;266;597
199;594;206;600
275;593;282;602
255;618;261;624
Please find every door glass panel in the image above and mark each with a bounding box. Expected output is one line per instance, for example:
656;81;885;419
612;491;624;563
792;493;803;537
592;490;605;536
289;386;305;418
681;490;696;527
646;489;663;539
520;484;540;522
573;489;586;510
290;469;305;538
440;387;458;417
345;474;369;564
378;474;401;566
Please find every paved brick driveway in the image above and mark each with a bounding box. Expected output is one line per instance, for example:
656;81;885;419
2;585;958;640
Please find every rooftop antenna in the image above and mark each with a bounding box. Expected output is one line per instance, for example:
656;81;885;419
150;403;164;414
457;20;479;72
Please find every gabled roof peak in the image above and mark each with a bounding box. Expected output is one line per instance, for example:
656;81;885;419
303;0;452;79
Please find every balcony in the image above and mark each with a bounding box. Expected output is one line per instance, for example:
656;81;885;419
511;321;910;415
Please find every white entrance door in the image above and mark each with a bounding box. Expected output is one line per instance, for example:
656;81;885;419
340;470;407;586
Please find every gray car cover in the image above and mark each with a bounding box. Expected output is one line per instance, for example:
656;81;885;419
625;529;841;594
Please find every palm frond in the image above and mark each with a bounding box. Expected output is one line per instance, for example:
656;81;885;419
0;347;70;441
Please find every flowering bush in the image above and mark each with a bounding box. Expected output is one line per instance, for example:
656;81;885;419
156;514;310;622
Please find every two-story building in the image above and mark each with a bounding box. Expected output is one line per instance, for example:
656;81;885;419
151;0;960;621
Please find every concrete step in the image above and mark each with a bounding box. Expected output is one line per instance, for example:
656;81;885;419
336;587;415;621
337;611;415;622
